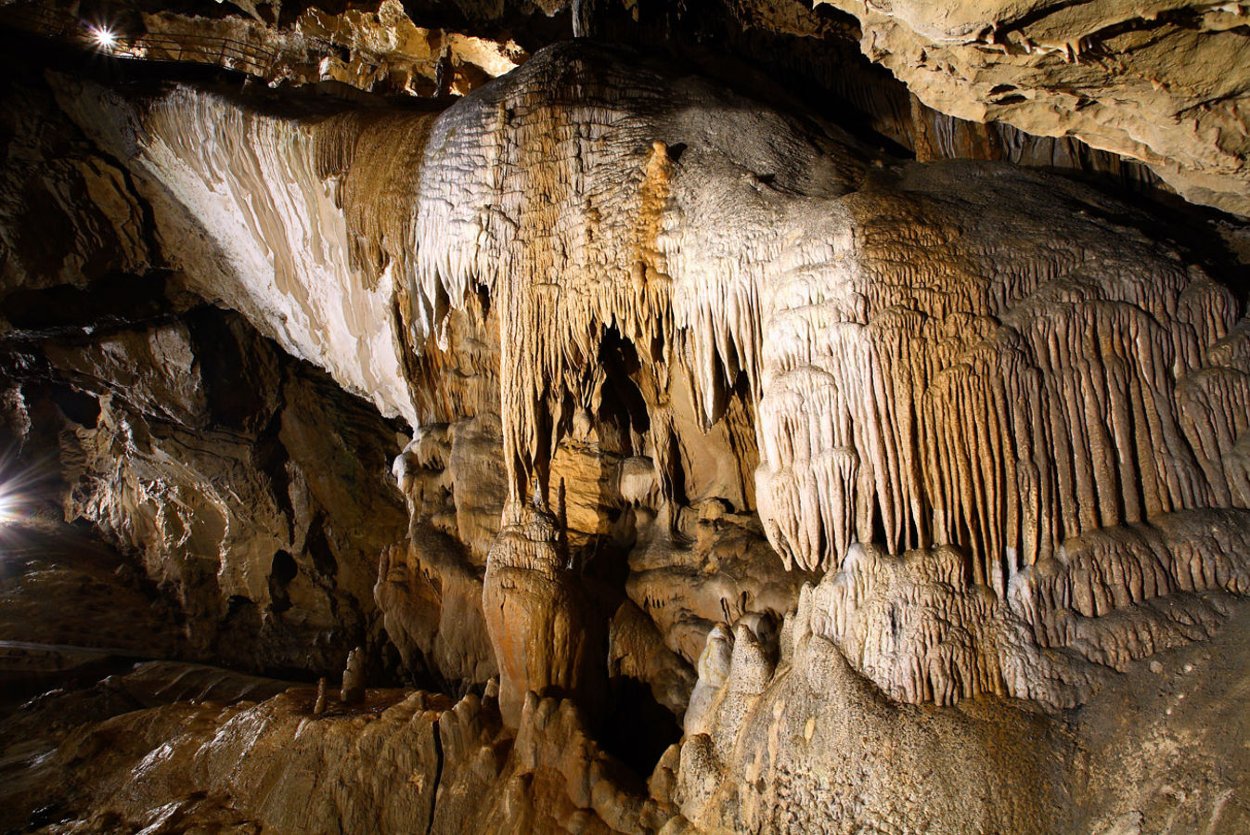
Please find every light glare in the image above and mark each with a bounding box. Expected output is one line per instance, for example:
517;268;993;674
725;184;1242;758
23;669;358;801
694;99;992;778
91;27;118;49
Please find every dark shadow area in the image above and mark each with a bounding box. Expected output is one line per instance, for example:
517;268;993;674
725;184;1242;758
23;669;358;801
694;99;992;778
1;273;170;336
267;549;297;614
600;675;683;778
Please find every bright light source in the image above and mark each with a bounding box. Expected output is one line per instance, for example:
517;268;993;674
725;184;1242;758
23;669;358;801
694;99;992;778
0;452;40;530
90;26;118;50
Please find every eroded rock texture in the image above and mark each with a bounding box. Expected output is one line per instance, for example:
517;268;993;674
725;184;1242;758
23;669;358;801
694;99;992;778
2;15;1250;835
819;0;1250;216
11;307;409;676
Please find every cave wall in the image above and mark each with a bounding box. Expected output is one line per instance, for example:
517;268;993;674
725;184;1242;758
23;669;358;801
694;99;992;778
816;0;1250;216
7;304;411;677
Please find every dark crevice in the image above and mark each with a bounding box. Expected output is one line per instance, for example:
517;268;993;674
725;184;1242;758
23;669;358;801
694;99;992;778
599;676;682;778
268;550;297;614
425;717;444;835
185;308;280;432
597;326;650;443
305;514;339;579
0;273;171;336
49;384;100;428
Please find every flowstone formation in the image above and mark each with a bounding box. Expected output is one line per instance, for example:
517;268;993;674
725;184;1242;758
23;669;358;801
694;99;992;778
3;19;1250;835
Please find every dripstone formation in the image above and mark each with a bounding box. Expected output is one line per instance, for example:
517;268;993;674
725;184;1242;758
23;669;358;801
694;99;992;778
1;2;1249;833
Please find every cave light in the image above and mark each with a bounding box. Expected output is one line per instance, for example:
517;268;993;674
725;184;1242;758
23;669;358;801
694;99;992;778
89;25;118;51
0;486;16;525
0;452;42;528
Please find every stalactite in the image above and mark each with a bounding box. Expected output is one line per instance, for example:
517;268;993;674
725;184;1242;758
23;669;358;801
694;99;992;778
753;166;1241;586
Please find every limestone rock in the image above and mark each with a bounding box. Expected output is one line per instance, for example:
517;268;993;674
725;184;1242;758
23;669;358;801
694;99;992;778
1;669;661;835
818;0;1250;215
5;24;1250;835
33;308;408;677
675;621;1067;833
374;526;498;687
0;74;150;303
483;501;606;727
339;647;365;704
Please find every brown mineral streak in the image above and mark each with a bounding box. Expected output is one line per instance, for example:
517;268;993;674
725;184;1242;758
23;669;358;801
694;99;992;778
313;110;440;293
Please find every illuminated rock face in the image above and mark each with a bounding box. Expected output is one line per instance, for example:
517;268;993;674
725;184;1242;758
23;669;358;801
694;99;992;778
135;0;527;96
43;309;409;674
755;164;1242;579
816;0;1250;217
6;36;1250;834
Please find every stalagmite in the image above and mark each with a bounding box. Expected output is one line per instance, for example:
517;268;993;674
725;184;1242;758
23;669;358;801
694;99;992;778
341;647;366;704
482;501;605;727
314;677;328;715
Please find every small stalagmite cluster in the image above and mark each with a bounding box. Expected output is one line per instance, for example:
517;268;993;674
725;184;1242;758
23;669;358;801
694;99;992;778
2;3;1250;833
